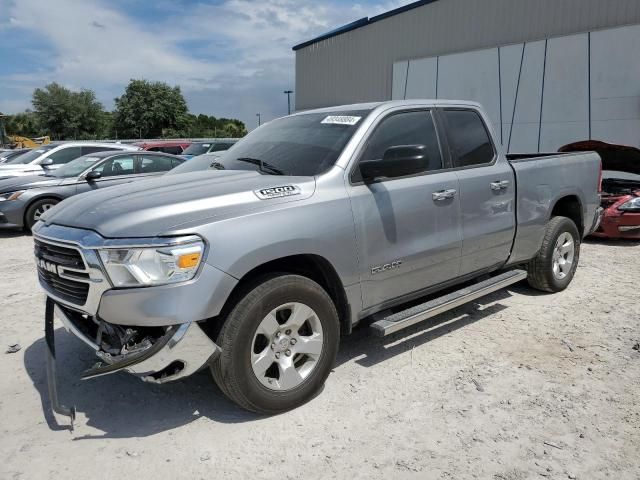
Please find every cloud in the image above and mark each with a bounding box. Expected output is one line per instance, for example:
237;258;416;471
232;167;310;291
0;0;412;129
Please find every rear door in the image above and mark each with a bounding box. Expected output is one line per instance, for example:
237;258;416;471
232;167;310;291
439;108;515;275
348;109;462;310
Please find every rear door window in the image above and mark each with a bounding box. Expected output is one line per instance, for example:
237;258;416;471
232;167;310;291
442;109;495;168
137;155;175;173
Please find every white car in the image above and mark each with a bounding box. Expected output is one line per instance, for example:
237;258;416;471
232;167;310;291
0;142;140;179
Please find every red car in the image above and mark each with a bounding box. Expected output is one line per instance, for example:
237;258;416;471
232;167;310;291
133;140;191;155
560;140;640;239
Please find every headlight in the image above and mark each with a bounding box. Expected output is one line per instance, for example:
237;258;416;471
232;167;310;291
618;197;640;212
0;190;26;202
98;240;205;287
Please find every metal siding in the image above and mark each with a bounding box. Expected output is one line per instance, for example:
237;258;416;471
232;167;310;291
295;0;640;110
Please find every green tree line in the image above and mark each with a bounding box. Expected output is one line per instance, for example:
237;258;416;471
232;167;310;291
2;80;247;141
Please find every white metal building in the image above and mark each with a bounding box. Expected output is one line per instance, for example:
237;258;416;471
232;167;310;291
293;0;640;151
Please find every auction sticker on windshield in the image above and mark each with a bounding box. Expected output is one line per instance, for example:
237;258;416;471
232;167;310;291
321;115;361;126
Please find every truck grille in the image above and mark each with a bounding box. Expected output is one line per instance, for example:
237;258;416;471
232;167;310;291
34;239;90;305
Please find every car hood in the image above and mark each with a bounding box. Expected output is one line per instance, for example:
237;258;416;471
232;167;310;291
559;140;640;175
0;175;64;192
0;164;44;178
41;170;316;238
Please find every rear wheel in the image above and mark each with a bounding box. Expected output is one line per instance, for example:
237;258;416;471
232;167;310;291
526;216;580;292
211;274;340;414
25;198;59;231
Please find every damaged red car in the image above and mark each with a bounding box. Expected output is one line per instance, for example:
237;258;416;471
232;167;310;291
560;140;640;239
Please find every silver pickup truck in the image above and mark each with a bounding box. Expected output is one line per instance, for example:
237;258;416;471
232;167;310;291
33;100;601;421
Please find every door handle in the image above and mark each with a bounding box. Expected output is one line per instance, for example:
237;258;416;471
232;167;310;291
490;180;510;190
432;189;457;201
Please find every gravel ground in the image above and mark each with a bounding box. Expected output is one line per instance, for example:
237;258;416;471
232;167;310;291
0;231;638;480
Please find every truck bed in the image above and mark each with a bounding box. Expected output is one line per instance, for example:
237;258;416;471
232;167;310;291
506;151;601;265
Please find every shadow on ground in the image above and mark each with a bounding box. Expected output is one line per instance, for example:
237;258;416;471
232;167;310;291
584;237;640;247
24;288;515;439
0;228;26;238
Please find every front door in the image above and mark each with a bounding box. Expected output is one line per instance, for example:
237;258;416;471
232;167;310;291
347;109;463;310
75;154;138;194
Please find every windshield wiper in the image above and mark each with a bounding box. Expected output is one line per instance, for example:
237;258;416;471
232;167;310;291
235;157;285;176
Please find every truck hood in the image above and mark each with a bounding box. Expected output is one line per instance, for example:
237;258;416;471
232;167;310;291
41;170;316;238
0;175;64;193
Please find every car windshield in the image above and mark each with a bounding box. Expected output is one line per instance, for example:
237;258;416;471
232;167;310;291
211;110;369;176
46;155;102;178
6;145;56;164
182;143;212;156
168;153;222;175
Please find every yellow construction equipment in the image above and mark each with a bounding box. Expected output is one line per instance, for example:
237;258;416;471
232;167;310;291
7;135;51;148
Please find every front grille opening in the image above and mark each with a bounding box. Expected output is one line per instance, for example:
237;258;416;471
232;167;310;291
35;239;89;305
34;239;85;269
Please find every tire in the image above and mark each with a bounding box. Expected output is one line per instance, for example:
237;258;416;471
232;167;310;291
526;216;581;292
211;274;340;414
25;198;59;231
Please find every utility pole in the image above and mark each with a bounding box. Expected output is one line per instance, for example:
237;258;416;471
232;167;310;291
256;113;261;127
284;90;293;115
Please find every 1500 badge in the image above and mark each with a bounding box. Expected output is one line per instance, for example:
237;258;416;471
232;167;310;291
371;260;402;275
255;185;301;200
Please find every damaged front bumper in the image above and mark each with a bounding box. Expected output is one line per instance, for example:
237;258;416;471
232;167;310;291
45;297;221;428
56;302;221;382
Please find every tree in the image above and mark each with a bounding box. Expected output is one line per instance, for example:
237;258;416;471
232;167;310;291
113;79;190;138
32;82;104;139
4;110;42;137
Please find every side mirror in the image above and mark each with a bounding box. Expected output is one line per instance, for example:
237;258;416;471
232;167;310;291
85;171;102;182
359;145;428;182
40;158;54;167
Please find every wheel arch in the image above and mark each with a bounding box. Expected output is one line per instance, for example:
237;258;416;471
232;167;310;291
23;194;64;227
550;194;584;236
202;254;352;339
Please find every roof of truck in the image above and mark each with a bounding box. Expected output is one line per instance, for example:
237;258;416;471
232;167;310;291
294;99;482;115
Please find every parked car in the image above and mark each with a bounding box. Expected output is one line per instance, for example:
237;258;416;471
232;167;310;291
0;142;140;179
167;152;224;175
0;151;183;231
559;140;640;239
0;148;30;164
34;100;601;422
133;140;191;155
181;140;236;159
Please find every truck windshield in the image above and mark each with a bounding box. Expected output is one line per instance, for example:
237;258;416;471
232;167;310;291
213;110;369;176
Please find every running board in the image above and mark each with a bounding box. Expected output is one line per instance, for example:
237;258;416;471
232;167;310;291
370;269;528;337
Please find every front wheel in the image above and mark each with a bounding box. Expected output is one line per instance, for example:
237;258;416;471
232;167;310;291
526;216;581;292
25;198;59;231
211;274;340;414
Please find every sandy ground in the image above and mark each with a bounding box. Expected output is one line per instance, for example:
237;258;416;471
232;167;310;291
0;231;638;480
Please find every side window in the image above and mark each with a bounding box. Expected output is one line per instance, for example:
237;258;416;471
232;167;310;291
47;146;82;165
81;146;118;155
138;155;174;173
146;146;161;152
354;110;442;182
162;146;182;155
442;110;495;168
171;158;185;168
210;143;232;152
93;155;135;177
